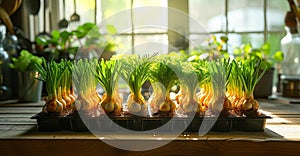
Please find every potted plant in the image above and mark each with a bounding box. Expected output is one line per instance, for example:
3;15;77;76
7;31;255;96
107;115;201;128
81;23;120;60
35;23;120;61
9;50;43;102
35;29;77;61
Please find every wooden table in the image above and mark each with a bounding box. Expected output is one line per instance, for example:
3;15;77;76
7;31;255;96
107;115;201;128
1;99;300;156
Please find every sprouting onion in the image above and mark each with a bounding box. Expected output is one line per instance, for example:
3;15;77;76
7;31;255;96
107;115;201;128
227;59;243;111
231;58;266;115
71;59;100;112
207;58;232;115
149;56;179;115
119;55;154;116
175;61;204;115
195;61;212;109
94;59;122;115
36;59;67;114
59;60;76;109
179;60;210;115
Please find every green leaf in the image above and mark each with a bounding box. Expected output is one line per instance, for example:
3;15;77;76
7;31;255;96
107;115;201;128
80;23;96;32
233;48;242;55
251;50;263;59
60;31;73;40
51;30;60;40
9;50;42;71
220;36;228;43
261;42;270;56
35;36;48;46
272;51;284;62
72;30;86;39
244;44;252;54
60;31;73;45
106;25;117;35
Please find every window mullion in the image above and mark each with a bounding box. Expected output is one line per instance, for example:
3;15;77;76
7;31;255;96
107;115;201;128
131;0;135;54
168;0;189;53
225;0;229;52
264;0;268;43
94;0;97;23
225;0;229;35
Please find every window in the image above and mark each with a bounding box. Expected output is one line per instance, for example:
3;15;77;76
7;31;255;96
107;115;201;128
58;0;168;54
26;0;290;55
189;0;289;54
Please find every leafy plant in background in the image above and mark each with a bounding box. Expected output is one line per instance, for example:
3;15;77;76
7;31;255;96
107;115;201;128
35;23;120;61
83;24;119;52
233;42;284;70
187;35;229;62
35;28;77;60
184;35;283;70
9;50;43;72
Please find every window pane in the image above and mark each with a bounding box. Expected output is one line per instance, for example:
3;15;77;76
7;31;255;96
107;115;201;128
101;0;132;33
134;0;167;7
134;35;168;55
133;0;168;33
268;32;286;54
210;33;264;54
189;0;225;33
267;0;289;31
101;0;131;18
64;0;95;29
227;33;264;47
228;0;264;32
243;33;264;47
115;35;132;54
189;34;211;50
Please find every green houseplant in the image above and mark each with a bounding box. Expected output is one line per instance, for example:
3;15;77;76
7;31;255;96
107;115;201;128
10;50;43;102
35;23;120;61
35;29;78;61
81;23;119;60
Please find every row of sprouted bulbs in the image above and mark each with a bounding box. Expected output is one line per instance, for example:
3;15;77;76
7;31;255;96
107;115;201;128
36;53;266;117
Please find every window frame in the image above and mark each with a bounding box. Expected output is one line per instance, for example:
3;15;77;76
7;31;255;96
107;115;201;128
23;0;285;54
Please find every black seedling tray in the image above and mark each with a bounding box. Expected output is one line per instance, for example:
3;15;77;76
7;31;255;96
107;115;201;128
31;113;69;131
231;115;271;132
32;113;271;132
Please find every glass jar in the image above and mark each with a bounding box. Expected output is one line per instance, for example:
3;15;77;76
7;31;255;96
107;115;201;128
280;26;300;76
279;11;300;97
0;24;12;100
